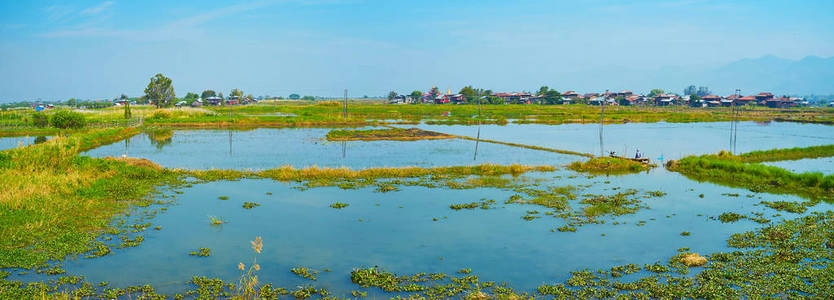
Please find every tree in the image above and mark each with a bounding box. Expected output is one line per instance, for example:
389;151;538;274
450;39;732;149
121;94;131;118
230;88;243;98
683;85;697;96
689;94;702;107
201;90;217;99
218;92;224;100
144;73;175;108
50;111;87;129
288;94;300;100
648;89;665;98
459;86;476;103
66;98;77;107
409;91;422;103
537;86;549;96
387;91;398;100
543;89;562;105
301;95;315;100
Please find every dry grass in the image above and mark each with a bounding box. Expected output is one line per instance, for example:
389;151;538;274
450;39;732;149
103;157;163;170
680;253;708;267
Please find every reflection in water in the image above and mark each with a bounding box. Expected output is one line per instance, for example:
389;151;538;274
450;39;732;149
146;128;173;150
341;141;347;158
473;125;480;161
228;130;233;156
34;136;47;144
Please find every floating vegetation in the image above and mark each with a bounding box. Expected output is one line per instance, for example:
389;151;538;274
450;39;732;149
217;196;229;200
568;157;655;175
326;128;455;141
522;214;540;221
680;231;691;236
290;266;320;281
330;202;349;209
717;212;746;223
449;199;496;210
209;216;226;225
456;269;472;274
242;202;261;209
189;248;211;257
760;200;807;213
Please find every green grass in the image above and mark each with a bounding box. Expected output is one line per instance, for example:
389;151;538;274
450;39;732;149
0;128;179;269
737;144;834;163
568;157;655;174
666;150;834;201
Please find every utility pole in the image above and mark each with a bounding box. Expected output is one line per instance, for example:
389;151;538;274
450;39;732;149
729;89;738;153
733;88;741;153
343;89;348;119
600;89;607;157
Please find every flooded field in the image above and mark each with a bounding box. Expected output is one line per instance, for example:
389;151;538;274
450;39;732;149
82;128;579;169
408;121;834;160
4;121;833;298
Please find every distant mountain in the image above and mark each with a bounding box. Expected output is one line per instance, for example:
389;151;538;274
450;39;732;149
702;55;834;96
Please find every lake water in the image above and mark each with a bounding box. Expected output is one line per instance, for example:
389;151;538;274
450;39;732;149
762;157;834;175
407;121;834;161
43;166;823;296
6;122;833;297
0;135;50;151
82;128;579;170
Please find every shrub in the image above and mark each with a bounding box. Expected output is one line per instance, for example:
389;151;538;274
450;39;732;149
32;113;49;127
49;110;87;129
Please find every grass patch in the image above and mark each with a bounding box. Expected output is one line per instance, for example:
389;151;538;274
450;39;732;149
568;157;655;174
325;128;454;141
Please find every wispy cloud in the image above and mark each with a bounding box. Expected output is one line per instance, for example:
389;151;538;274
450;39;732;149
40;0;274;40
80;1;115;16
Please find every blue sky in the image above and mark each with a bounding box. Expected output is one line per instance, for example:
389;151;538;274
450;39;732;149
1;0;833;101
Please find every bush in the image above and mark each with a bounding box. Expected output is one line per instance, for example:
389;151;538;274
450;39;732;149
150;109;172;119
49;110;87;129
32;113;49;127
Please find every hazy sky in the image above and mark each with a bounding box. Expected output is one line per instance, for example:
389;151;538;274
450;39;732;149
1;0;833;101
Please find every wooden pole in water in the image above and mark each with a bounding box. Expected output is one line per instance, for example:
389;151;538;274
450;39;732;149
600;89;607;157
343;89;348;119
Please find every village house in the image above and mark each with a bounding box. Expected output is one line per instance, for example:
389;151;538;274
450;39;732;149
447;94;466;104
492;92;534;104
191;98;203;107
653;94;678;106
755;92;775;105
204;96;223;106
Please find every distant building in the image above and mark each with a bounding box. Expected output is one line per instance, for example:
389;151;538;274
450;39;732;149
191;98;203;107
654;94;678;106
205;96;222;106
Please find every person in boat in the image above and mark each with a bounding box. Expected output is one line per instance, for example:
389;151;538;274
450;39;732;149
635;149;641;159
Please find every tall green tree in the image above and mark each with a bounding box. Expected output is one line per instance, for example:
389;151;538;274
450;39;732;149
144;73;175;108
230;88;243;98
459;86;476;102
648;89;665;98
537;86;549;96
409;91;422;103
387;91;398;100
201;90;216;99
120;94;131;118
689;94;702;107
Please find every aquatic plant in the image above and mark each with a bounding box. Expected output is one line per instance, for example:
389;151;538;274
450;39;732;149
242;202;260;209
717;212;746;223
235;236;263;299
189;248;211;257
330;202;349;209
290;266;320;281
209;216;226;225
218;196;229;200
